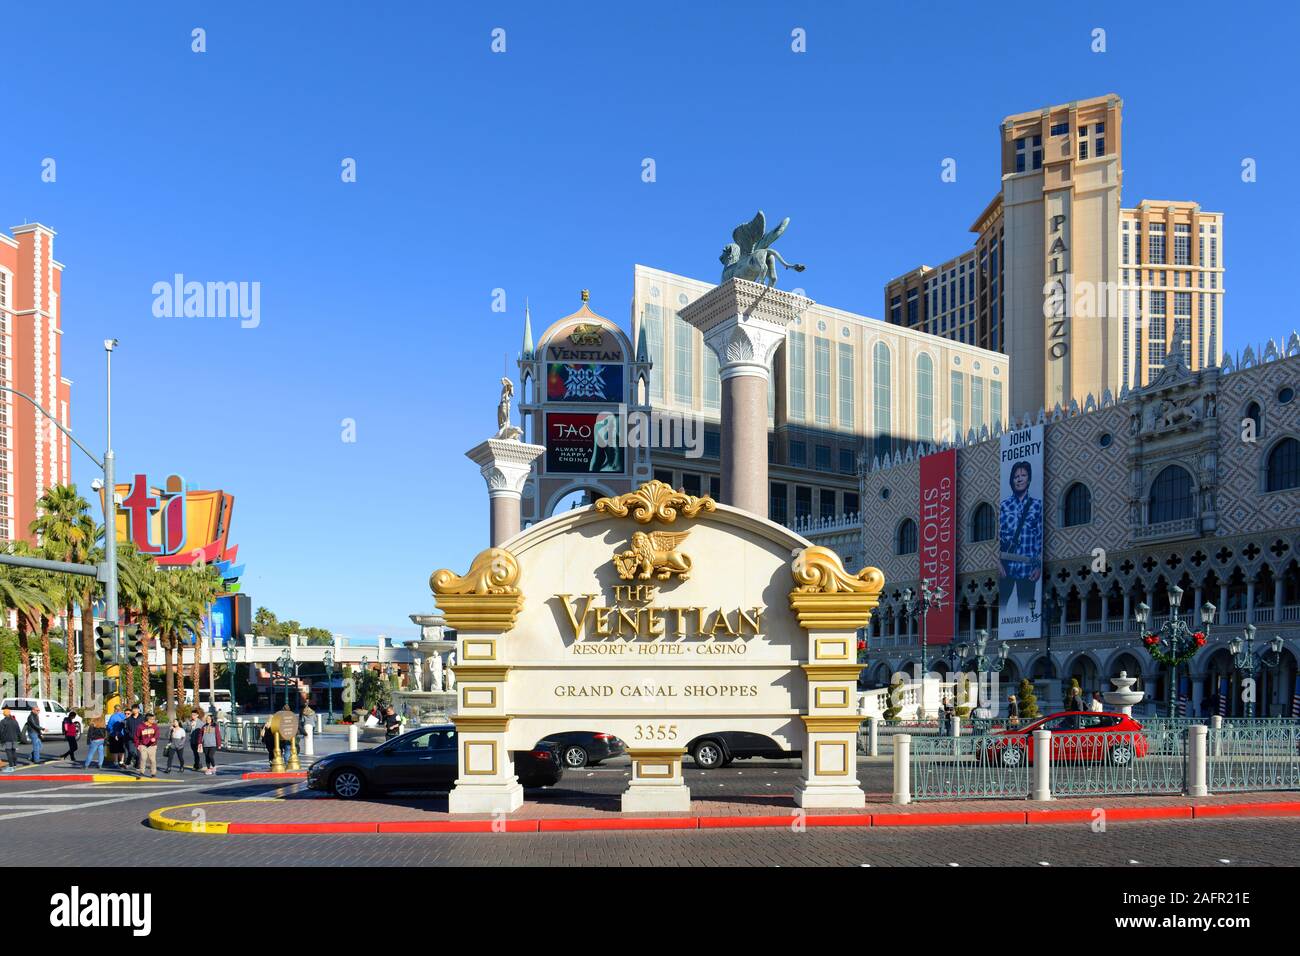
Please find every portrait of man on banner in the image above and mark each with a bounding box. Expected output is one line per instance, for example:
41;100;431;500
997;425;1045;639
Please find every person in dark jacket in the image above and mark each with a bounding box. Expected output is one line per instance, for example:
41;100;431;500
383;705;401;739
84;717;107;769
61;712;80;762
1;707;22;772
1007;693;1020;728
262;722;277;766
188;711;205;770
24;707;44;764
122;706;142;767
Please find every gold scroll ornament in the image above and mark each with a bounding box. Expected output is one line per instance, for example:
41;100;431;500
788;546;885;631
430;547;524;633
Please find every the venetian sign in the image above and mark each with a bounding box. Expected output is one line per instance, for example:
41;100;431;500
431;480;884;814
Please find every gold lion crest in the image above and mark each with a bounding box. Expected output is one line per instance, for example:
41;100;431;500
569;323;603;346
613;530;693;581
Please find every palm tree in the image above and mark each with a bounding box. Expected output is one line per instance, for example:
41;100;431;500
184;561;226;708
30;484;97;700
0;545;54;696
144;569;188;720
116;542;157;709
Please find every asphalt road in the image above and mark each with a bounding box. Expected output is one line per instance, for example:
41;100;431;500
4;752;1299;867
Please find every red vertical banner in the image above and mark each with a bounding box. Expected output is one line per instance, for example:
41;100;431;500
919;449;957;645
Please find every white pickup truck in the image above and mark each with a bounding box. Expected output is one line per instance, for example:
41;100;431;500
0;698;81;740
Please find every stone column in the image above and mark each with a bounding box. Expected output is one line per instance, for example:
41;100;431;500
465;437;546;547
431;547;526;814
680;278;812;516
623;748;690;812
1246;579;1256;623
790;547;884;808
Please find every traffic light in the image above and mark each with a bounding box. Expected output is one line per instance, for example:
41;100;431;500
94;624;116;665
124;624;144;666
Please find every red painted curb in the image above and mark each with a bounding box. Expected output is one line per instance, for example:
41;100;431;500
538;816;698;832
873;811;1028;827
242;772;308;779
0;774;94;782
228;822;379;834
377;820;541;834
1193;802;1300;819
1026;806;1192;825
699;815;796;829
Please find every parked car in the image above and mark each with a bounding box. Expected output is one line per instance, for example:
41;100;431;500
0;698;81;740
306;725;563;798
977;711;1149;767
539;731;626;768
686;731;800;770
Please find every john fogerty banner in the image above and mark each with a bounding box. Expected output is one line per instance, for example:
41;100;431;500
997;424;1044;640
919;449;956;645
547;363;623;403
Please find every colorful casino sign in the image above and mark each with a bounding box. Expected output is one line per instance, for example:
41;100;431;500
112;474;244;587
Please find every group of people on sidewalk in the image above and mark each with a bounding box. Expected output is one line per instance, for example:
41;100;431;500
0;703;223;777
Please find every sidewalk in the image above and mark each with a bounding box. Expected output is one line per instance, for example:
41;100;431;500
148;787;1300;835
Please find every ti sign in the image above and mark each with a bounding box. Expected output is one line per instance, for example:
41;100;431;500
112;474;241;576
122;474;186;555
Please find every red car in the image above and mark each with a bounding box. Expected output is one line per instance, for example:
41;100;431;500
978;711;1149;767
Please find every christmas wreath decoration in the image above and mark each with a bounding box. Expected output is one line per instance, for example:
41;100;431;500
1142;630;1206;666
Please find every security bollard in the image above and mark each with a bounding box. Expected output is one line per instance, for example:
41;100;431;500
317;713;323;734
893;734;911;805
1032;729;1052;801
304;723;315;757
1211;714;1223;758
1188;724;1208;797
868;716;879;757
348;723;358;752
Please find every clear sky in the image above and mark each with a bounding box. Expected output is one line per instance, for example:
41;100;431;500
2;1;1295;640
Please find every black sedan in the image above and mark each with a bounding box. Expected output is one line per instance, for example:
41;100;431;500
686;731;801;769
307;725;563;798
538;731;626;769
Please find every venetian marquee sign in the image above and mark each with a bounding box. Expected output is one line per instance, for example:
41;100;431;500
431;480;883;814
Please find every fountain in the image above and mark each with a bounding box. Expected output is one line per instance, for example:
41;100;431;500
392;613;459;725
1103;671;1144;716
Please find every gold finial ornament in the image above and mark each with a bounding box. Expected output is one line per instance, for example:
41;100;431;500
594;479;716;525
791;546;885;594
431;547;525;633
431;547;521;596
788;546;885;631
581;289;590;302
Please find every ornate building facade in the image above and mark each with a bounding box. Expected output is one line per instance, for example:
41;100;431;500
839;334;1300;717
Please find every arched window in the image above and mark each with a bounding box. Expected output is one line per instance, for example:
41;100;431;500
896;518;918;555
970;502;995;542
916;353;933;442
873;343;891;460
1266;437;1300;492
1062;482;1093;527
1244;401;1262;438
1148;465;1195;524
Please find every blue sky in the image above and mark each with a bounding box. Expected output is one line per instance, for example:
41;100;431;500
2;1;1295;640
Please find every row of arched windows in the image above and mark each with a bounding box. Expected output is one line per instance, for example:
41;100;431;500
894;441;1300;554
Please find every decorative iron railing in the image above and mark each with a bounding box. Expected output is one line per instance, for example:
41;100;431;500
1048;729;1186;797
909;733;1032;801
1207;725;1300;792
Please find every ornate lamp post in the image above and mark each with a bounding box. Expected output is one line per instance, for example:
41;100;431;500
30;652;44;698
276;647;297;711
322;649;335;725
1137;584;1214;717
72;653;83;708
223;642;239;723
960;628;1010;675
1228;624;1284;718
900;579;947;716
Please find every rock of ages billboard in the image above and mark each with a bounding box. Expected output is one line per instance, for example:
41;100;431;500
545;412;625;474
997;424;1045;639
546;363;624;403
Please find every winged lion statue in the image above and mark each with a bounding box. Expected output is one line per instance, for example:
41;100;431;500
720;210;806;286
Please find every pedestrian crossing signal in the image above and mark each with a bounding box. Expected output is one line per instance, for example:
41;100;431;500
94;624;116;665
124;624;144;666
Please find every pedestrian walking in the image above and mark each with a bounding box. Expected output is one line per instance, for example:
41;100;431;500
24;707;43;764
84;717;107;770
122;706;142;768
1;707;22;772
188;711;205;771
61;711;80;762
1007;693;1020;728
163;719;187;773
383;705;401;739
1089;692;1105;712
106;705;126;768
135;713;159;777
200;714;221;774
261;720;277;767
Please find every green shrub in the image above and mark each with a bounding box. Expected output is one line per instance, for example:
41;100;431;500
1018;678;1040;720
883;677;905;725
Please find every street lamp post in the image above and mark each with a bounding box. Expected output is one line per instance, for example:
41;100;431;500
223;642;239;723
277;648;297;711
1136;585;1215;717
322;650;335;725
31;651;44;698
1228;624;1284;718
900;578;948;716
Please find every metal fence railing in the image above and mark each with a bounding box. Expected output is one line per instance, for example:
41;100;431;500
909;734;1032;801
1208;725;1300;792
1048;729;1186;797
217;721;264;752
